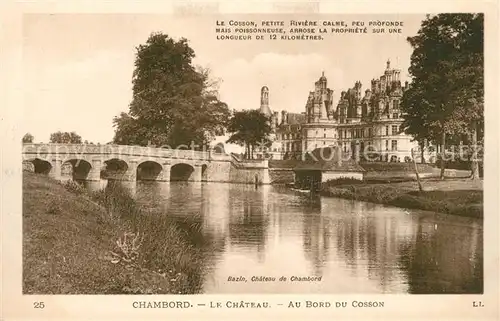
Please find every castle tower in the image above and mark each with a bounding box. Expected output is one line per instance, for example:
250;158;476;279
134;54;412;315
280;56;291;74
308;72;333;123
260;86;272;116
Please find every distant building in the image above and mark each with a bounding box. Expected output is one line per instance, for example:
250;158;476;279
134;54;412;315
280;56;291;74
258;60;419;162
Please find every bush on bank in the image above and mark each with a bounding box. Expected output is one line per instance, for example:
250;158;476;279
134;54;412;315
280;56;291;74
23;172;204;294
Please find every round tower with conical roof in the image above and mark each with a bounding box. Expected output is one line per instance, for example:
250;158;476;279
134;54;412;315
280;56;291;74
260;86;272;116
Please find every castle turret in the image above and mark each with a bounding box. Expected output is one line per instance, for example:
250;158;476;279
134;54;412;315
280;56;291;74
308;72;333;122
260;86;272;116
272;111;279;131
281;110;288;124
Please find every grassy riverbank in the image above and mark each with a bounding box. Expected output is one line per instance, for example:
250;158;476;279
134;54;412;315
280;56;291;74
321;178;483;219
23;172;204;294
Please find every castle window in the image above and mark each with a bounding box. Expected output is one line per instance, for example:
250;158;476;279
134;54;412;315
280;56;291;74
391;140;398;151
339;131;342;139
392;125;398;135
385;126;389;136
393;113;399;119
324;133;326;138
368;128;373;137
385;140;389;151
393;100;399;110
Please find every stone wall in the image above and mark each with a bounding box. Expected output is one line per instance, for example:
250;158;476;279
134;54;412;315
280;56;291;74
229;160;270;184
269;169;295;184
206;161;231;182
205;160;271;184
22;160;35;172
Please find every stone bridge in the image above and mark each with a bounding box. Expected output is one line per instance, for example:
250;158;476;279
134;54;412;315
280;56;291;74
22;144;271;184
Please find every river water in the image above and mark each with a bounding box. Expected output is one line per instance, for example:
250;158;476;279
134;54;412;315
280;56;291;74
86;180;483;294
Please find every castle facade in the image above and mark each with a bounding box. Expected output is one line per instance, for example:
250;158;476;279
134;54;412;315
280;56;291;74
260;60;418;162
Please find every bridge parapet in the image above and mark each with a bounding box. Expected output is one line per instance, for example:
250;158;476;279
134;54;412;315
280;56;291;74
22;143;231;162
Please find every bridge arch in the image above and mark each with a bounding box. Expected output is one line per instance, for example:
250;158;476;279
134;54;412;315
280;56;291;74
62;159;92;181
24;158;52;175
136;161;163;181
102;158;129;180
170;163;195;182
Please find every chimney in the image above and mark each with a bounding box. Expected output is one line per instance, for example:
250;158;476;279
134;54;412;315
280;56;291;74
281;110;288;124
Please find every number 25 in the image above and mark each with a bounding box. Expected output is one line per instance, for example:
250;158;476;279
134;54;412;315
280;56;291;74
34;302;45;309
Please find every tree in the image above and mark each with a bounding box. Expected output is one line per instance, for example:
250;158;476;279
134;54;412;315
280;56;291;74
22;133;34;143
402;13;484;179
49;131;82;144
113;32;230;149
226;110;271;159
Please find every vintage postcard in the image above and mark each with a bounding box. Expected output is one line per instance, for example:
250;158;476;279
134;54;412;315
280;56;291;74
1;0;499;320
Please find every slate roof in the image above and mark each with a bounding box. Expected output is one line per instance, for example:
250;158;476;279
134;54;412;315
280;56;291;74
286;113;306;125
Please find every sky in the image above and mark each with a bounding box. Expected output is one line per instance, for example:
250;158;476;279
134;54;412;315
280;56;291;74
23;13;427;144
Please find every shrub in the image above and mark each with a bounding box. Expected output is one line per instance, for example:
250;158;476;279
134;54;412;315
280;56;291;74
91;181;139;220
323;177;364;187
63;180;86;195
46;202;62;215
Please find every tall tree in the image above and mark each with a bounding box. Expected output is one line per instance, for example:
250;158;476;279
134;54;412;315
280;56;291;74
226;110;271;159
401;84;440;163
445;16;484;179
22;133;34;143
49;131;82;144
113;33;230;149
402;13;484;179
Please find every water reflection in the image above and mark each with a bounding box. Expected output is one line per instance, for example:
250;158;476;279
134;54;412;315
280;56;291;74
84;180;483;294
397;216;483;294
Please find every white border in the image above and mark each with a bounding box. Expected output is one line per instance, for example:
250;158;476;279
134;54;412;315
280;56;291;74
1;1;498;320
